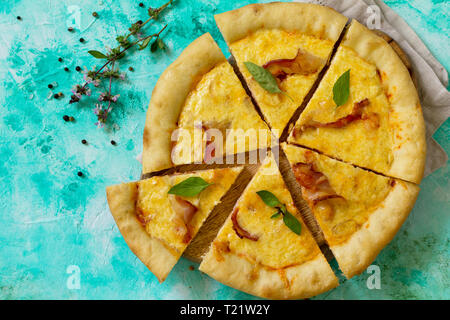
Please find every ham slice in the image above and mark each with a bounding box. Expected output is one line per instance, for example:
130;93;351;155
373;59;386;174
300;98;371;131
292;162;343;206
170;196;198;244
263;48;325;81
301;98;378;133
231;208;259;241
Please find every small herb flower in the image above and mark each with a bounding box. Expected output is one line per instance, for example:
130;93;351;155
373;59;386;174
98;92;119;102
94;104;112;127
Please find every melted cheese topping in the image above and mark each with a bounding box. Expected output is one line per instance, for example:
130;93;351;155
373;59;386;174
289;45;393;174
173;62;271;165
136;167;242;255
283;144;393;246
214;156;320;269
230;29;334;135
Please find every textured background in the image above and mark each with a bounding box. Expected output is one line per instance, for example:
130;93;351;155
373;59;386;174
0;0;448;299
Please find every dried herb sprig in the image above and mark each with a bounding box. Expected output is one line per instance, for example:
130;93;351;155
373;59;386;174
69;0;173;128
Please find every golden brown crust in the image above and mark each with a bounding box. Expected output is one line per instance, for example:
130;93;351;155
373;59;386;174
142;33;226;174
332;180;419;278
106;183;178;282
199;247;338;300
215;2;348;44
342;20;426;183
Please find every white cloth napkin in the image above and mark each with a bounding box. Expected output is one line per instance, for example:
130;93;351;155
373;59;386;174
296;0;450;176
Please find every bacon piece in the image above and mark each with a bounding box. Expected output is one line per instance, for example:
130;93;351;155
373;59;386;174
170;196;198;244
301;98;372;130
231;208;259;241
292;163;343;205
263;48;325;80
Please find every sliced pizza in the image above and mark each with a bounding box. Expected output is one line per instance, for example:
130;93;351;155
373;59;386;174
106;166;243;282
282;143;420;278
142;33;271;174
199;154;338;299
288;20;426;184
215;2;348;137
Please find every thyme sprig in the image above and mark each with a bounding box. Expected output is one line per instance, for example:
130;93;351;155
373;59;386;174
69;0;173;128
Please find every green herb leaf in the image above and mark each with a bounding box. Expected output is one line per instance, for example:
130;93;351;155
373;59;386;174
256;190;282;207
271;211;282;219
282;210;302;235
150;39;158;52
258;190;302;235
167;177;212;197
244;61;282;94
88;50;108;59
139;38;151;51
157;37;165;50
333;69;351;108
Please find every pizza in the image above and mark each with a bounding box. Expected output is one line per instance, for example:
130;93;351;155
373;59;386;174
199;154;338;299
106;166;242;282
287;20;426;184
215;2;348;137
142;33;271;174
282;143;420;278
106;2;426;300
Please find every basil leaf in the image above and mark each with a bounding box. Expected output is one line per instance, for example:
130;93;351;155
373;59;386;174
88;50;108;59
167;177;212;197
271;211;281;219
333;69;351;107
244;61;282;94
282;210;302;235
256;190;281;207
139;38;151;51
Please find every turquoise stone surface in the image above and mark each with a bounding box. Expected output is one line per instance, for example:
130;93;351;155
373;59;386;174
0;0;448;299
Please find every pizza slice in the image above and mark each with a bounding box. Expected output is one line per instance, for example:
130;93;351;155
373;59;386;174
288;20;426;184
282;143;420;278
199;154;338;299
215;2;348;137
106;166;243;282
142;33;271;174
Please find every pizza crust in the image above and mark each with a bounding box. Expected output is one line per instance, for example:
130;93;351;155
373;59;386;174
332;180;420;278
199;248;338;300
342;20;426;184
142;33;226;174
215;2;348;44
106;182;178;282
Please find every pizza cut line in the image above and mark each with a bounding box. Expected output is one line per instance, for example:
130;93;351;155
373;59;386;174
106;2;426;299
215;2;348;138
199;154;338;299
288;20;426;184
106;167;243;282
